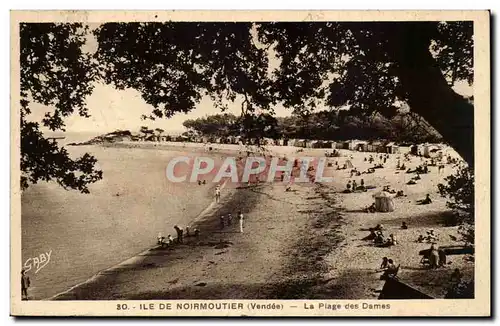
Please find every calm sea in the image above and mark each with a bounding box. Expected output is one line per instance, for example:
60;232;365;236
21;132;218;299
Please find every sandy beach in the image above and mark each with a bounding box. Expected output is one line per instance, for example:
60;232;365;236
21;143;228;300
47;141;473;300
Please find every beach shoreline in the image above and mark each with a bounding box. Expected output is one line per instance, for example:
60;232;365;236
45;141;473;300
50;142;348;300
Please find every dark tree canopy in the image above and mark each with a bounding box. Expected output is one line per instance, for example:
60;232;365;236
20;21;474;192
20;23;102;192
94;21;473;164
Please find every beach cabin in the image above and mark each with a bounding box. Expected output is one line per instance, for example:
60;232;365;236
310;140;322;148
263;137;274;146
367;141;382;153
423;144;441;158
385;142;399;154
324;141;336;149
354;141;368;152
294;139;307;148
338;141;350;150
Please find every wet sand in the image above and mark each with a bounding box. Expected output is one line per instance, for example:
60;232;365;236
33;141;473;300
21;145;224;299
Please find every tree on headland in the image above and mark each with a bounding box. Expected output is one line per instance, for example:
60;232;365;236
139;126;154;137
183;114;238;137
154;128;165;137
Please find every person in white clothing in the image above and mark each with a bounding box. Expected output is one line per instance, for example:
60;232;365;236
215;185;221;203
238;211;244;233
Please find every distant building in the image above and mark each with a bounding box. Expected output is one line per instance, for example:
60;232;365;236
385;142;399;154
353;141;368;152
294;139;307;148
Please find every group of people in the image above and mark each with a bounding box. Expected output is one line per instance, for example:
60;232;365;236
363;224;397;247
421;243;447;269
365;154;390;164
220;211;245;233
417;229;439;243
378;257;399;280
157;225;201;248
345;178;366;193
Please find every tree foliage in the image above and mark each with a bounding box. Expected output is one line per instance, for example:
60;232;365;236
438;166;474;245
20;23;102;192
183;111;442;143
183;113;238;137
93;21;473;164
20;21;474;191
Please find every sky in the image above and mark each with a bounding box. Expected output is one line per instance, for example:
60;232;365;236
28;84;292;134
27;79;473;134
26;24;474;135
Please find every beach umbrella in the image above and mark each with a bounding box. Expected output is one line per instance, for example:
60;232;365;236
373;191;395;212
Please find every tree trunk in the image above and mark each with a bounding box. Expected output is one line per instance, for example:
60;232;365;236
386;23;474;167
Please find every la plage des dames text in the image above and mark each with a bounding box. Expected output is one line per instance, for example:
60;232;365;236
117;302;390;312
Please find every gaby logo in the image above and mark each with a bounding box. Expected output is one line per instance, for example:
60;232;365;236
165;156;334;184
24;250;52;274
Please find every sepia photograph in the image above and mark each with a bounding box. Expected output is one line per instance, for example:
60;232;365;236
10;10;490;317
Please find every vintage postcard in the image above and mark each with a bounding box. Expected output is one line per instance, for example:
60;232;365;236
10;10;490;317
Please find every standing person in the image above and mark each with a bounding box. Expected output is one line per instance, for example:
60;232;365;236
21;269;30;300
220;215;225;229
238;211;244;233
215;185;221;203
174;225;184;243
227;213;233;226
380;259;398;280
429;243;440;269
380;257;389;269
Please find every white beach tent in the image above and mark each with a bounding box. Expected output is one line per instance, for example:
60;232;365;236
372;191;395;212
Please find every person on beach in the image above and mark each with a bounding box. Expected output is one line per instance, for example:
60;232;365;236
220;215;225;229
21;269;30;300
429;243;440;269
227;213;233;226
380;257;389;269
374;231;385;245
388;234;397;246
380;259;398;280
167;234;174;245
174;225;184;243
215;185;221;203
238;211;244;233
157;232;166;247
450;268;463;283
